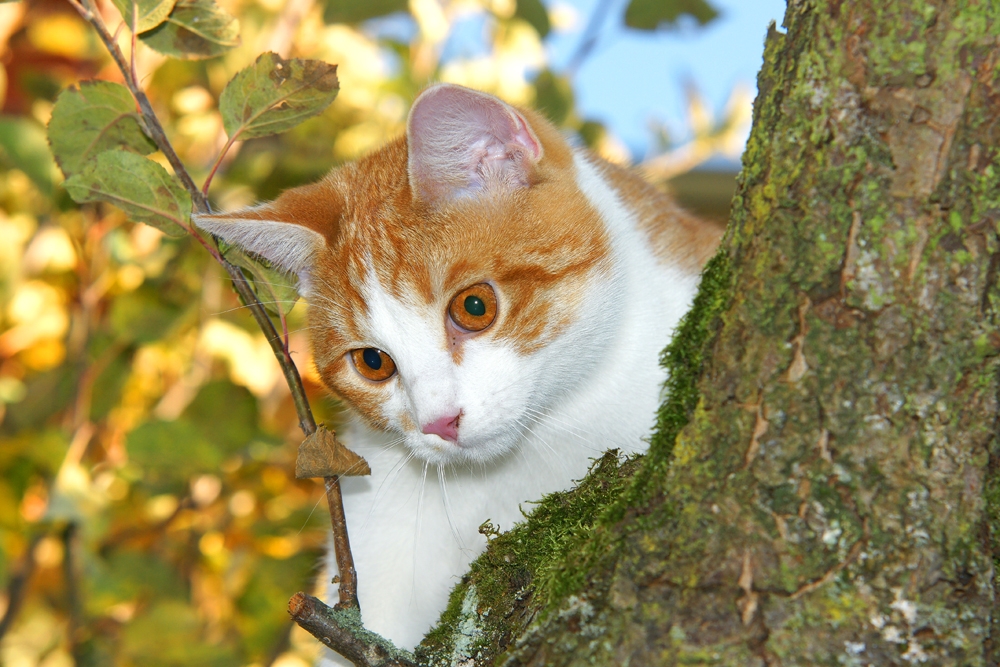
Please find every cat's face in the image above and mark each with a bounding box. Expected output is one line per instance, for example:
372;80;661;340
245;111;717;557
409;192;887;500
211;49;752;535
196;84;614;466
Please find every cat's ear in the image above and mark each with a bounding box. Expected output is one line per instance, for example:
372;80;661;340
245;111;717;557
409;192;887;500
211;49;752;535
193;183;337;296
407;83;543;207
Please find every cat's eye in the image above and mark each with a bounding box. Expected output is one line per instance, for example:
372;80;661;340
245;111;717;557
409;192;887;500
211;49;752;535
448;283;497;332
350;348;396;382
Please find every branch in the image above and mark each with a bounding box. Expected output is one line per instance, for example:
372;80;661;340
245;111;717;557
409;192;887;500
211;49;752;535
66;0;360;625
288;593;416;667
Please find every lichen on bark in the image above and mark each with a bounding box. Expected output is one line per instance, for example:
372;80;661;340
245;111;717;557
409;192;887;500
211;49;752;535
418;1;1000;665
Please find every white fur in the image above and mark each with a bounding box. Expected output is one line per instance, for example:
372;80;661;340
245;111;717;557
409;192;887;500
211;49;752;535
318;151;701;664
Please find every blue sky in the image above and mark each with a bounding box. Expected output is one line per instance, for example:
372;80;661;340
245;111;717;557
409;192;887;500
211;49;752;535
546;0;787;160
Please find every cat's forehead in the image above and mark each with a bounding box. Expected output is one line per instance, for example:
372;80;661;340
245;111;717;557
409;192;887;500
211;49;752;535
308;140;612;354
325;143;603;281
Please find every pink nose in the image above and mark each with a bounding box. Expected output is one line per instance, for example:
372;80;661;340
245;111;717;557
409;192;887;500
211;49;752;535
422;412;461;442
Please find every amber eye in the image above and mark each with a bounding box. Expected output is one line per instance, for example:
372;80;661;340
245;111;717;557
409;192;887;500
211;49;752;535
350;348;396;382
448;283;498;332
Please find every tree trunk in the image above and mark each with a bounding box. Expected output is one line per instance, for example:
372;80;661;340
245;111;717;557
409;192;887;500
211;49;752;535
415;1;1000;664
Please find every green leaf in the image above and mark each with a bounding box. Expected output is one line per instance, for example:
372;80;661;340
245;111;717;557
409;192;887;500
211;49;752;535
515;0;550;38
111;0;177;32
48;81;156;177
323;0;407;24
139;0;239;60
219;52;339;142
63;151;191;237
624;0;719;30
0;116;58;195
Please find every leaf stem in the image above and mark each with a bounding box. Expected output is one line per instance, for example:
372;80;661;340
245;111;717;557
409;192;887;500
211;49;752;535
202;133;239;196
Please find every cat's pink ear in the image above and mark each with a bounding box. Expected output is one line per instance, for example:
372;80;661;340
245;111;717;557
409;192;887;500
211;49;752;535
407;83;543;206
193;189;333;296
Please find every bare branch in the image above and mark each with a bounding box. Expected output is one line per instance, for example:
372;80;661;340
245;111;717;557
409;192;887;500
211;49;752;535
288;593;417;667
325;478;358;608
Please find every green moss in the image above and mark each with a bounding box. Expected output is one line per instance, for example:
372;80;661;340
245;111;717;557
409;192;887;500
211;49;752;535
417;452;640;664
650;250;733;462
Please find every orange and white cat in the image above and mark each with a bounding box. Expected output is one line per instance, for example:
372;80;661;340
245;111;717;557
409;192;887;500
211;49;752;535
195;83;720;661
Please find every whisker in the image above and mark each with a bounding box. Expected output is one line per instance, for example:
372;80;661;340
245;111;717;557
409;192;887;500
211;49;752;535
411;461;430;608
360;442;412;534
211;299;301;317
522;406;600;450
437;466;468;554
513;413;569;482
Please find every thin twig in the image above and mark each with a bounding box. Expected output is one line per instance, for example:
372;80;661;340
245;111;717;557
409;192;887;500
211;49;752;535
0;533;45;642
326;478;358;608
288;593;416;667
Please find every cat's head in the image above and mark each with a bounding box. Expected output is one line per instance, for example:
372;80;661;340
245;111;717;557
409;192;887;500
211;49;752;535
195;84;614;466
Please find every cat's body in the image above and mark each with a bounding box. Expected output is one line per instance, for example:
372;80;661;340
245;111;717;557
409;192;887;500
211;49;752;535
195;84;720;662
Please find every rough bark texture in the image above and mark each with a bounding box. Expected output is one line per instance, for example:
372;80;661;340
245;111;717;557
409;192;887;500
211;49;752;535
416;1;1000;665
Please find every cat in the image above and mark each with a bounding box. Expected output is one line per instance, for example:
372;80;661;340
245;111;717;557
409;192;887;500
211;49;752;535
194;83;721;663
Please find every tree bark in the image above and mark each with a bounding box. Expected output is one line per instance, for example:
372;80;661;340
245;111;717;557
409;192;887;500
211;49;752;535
414;1;1000;665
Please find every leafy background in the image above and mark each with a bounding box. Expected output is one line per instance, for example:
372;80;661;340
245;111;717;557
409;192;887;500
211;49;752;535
0;0;744;665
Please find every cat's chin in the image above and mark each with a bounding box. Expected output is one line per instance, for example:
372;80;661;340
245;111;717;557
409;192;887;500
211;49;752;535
404;430;519;467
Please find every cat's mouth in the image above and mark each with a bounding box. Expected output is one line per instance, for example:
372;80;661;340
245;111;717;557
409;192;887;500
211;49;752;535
409;418;519;466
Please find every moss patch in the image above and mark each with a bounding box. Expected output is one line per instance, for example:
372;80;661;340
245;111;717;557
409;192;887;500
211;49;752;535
417;452;641;664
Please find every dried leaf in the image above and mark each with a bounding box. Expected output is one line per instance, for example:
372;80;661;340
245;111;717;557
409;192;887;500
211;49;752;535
219;52;339;142
139;0;239;60
111;0;177;32
64;151;191;237
48;81;156;177
296;427;370;479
